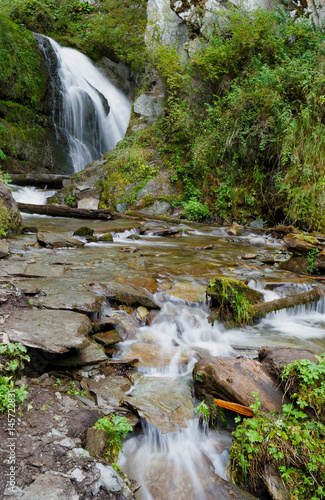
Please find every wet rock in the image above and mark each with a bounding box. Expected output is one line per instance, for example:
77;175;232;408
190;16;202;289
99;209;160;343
124;377;193;433
19;471;78;500
116;276;158;295
242;254;257;260
5;309;91;353
0;240;9;258
283;233;324;254
164;281;206;303
136;306;149;322
37;231;85;248
264;464;291;500
278;256;307;273
21;226;38;234
123;342;177;368
92;329;122;346
193;356;288;413
99;232;113;241
226;225;242;236
73;226;94;237
249;236;266;247
88;375;132;407
87;281;159;309
85;427;107;457
53;342;108;367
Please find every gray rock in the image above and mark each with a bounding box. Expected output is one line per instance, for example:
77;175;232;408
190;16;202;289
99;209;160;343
249;219;264;229
136;170;178;199
264;464;291;500
92;463;134;498
5;308;91;353
37;231;85;248
88;375;131;407
141;201;171;215
0;182;22;234
20;471;78;500
87;281;159;309
116;202;127;213
249;236;266;247
85;428;107;457
77;197;99;210
0;240;9;258
133;93;164;118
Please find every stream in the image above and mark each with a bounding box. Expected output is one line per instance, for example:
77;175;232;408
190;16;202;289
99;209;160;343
7;199;325;499
6;35;325;499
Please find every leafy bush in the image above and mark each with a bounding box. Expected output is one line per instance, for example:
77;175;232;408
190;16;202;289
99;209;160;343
0;376;29;411
230;355;325;499
0;342;30;373
182;198;210;221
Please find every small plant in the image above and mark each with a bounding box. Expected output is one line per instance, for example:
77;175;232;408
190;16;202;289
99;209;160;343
194;401;210;423
306;248;320;275
66;195;75;207
0;342;30;373
66;381;86;397
182;198;210;221
94;414;133;464
27;300;33;306
0;376;29;411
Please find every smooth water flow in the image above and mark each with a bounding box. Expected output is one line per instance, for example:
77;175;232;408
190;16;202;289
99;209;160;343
12;186;56;205
36;35;131;172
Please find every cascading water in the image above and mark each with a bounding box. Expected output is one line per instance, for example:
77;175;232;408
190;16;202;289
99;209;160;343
35;34;131;172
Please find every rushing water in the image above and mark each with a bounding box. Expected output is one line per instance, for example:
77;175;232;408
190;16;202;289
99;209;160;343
35;34;131;172
12;185;57;205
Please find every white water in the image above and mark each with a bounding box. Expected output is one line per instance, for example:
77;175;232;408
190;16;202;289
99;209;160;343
38;36;131;172
12;186;56;205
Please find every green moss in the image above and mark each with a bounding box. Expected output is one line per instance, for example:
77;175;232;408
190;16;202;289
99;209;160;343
73;226;94;237
100;233;113;242
0;199;21;236
0;15;47;110
207;277;262;327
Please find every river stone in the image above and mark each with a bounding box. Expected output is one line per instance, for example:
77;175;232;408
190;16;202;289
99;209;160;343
193;356;288;413
4;309;91;353
124;377;193;433
19;471;78;500
115;275;158;294
37;231;85;248
87;375;132;407
164;282;206;303
249;236;266;247
0;241;9;258
123;342;178;368
92;329;122;346
87;281;159;309
52;342;107;367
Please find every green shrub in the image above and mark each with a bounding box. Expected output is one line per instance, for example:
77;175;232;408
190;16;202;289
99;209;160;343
93;415;133;466
182;198;210;221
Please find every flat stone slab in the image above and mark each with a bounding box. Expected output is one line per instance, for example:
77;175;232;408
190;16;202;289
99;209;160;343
3;309;91;353
164;282;206;303
37;231;85;248
88;375;132;407
20;471;78;500
87;281;159;309
92;330;122;346
123;342;178;368
125;377;193;433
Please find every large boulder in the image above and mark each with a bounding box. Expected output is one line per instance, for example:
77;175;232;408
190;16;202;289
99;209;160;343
259;346;318;384
193;356;289;413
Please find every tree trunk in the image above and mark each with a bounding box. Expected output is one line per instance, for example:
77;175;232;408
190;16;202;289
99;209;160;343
11;174;70;188
18;203;117;220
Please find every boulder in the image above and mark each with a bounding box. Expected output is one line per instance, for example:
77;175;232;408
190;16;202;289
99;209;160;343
77;197;99;210
283;233;324;254
87;281;159;309
37;231;85;248
164;281;206;303
133;93;164;119
259;346;318;384
4;309;91;353
0;182;22;235
193;356;288;413
0;240;9;258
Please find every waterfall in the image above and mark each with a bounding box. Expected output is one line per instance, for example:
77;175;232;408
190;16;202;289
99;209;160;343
35;34;131;173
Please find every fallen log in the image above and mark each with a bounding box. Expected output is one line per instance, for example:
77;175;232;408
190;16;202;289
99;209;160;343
18;203;117;220
253;286;325;319
214;398;254;417
11;173;69;188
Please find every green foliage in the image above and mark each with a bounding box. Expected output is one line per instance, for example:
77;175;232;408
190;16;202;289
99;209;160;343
231;357;325;499
94;414;133;464
194;401;210;423
0;342;30;373
2;0;147;71
306;248;320;275
66;195;75;207
0;376;29;411
281;354;325;420
182;199;210;221
0;149;6;161
66;381;86;397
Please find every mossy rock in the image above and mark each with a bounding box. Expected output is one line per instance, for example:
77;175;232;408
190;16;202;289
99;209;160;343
207;277;262;327
0;182;22;236
73;226;94;237
100;233;113;242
